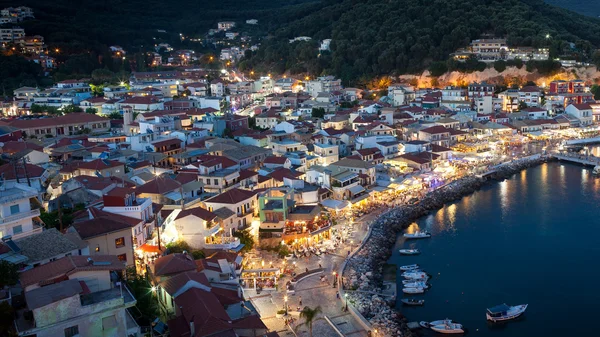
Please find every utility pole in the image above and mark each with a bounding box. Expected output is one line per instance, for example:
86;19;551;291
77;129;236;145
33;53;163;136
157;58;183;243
22;157;31;187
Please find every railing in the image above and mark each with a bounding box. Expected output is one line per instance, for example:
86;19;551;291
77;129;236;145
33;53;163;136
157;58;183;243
204;237;241;250
0;209;40;224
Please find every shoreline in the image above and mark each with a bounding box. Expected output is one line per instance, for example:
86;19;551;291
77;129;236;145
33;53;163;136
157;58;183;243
341;155;553;336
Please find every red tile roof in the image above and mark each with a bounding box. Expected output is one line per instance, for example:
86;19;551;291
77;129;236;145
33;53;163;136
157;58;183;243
175;207;218;222
160;271;210;295
571;103;593;110
120;96;161;105
0;162;45;179
76;159;124;170
20;255;126;288
8;113;108;129
0;140;43;154
205;188;257;205
71;207;141;239
153;253;197;277
419;125;450;134
263;156;288;165
152;138;182;149
136;177;181;195
268;167;304;182
238;169;258;180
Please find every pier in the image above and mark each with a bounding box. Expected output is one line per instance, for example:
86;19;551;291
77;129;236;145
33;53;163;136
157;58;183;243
564;137;600;146
553;153;600;167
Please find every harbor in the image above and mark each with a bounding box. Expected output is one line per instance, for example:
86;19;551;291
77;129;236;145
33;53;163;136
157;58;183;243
391;161;600;336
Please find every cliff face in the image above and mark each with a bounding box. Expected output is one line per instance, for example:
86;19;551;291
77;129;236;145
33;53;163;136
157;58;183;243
398;66;600;88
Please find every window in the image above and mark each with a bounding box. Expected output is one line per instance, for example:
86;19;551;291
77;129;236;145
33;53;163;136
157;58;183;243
117;253;127;262
115;237;125;248
213;179;218;185
9;204;19;215
13;225;22;234
64;325;79;337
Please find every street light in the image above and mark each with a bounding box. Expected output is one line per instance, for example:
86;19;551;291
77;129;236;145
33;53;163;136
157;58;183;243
332;271;337;288
284;295;288;315
344;293;348;311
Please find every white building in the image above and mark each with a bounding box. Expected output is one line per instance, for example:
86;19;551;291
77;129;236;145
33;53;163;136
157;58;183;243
0;183;42;240
566;103;593;126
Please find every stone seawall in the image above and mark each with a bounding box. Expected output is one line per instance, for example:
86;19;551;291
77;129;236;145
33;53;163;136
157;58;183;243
342;156;552;336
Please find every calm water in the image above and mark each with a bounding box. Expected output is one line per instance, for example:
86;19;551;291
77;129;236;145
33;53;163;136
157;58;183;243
391;162;600;336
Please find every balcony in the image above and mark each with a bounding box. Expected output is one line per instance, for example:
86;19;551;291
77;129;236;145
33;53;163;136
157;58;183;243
0;209;40;225
81;283;136;308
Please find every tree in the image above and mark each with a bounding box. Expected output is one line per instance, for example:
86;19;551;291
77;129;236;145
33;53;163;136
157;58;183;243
493;60;506;73
85;107;98;114
428;61;448;77
63;104;83;113
591;84;600;100
0;302;16;337
127;275;160;325
311;107;326;119
0;261;18;288
299;306;322;337
191;250;205;259
91;68;116;85
518;101;529;111
165;240;191;254
108;112;123;119
233;229;254;253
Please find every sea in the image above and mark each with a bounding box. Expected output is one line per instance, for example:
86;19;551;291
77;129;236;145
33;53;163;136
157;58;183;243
545;0;600;17
391;161;600;336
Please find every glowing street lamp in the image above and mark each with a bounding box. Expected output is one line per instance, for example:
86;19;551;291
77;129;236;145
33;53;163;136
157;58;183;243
344;293;348;311
284;295;288;315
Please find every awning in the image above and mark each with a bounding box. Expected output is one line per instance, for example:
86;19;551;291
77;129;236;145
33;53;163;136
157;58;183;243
348;185;366;195
321;199;350;210
138;244;162;254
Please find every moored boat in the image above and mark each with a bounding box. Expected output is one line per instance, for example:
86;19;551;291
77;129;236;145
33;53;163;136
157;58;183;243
486;303;528;322
402;278;428;285
399;249;420;255
419;321;431;328
402;287;425;294
401;298;424;306
403;230;431;239
431;322;465;334
403;281;429;289
400;264;419;271
402;271;429;279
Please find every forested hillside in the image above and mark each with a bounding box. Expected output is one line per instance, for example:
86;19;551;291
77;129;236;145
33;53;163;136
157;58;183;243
240;0;600;83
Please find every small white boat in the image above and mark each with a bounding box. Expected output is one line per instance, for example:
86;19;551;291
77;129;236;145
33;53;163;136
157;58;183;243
399;249;420;255
400;264;419;271
486;303;528;322
429;319;453;326
403;230;431;239
402;271;428;280
403;281;429;289
402;278;428;285
593;165;600;175
402;287;425;294
431;322;465;334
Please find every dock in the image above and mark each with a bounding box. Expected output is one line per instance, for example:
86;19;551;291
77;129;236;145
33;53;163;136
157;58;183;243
564;137;600;146
553;153;600;167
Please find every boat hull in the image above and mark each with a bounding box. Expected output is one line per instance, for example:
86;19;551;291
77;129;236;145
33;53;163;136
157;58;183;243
486;304;528;322
431;325;464;334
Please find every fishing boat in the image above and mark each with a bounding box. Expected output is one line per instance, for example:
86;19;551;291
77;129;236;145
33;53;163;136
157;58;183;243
403;281;429;289
403;230;431;239
402;278;428;285
400;264;419;271
399;249;420;255
429;319;453;326
401;298;424;306
402;271;428;279
486;303;528;322
431;322;465;334
402;287;425;294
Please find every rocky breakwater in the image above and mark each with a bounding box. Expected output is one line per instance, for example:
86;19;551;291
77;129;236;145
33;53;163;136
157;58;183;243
342;155;549;336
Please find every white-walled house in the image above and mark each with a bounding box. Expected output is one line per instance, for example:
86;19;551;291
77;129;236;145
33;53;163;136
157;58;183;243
0;183;42;240
203;188;258;231
565;103;593;126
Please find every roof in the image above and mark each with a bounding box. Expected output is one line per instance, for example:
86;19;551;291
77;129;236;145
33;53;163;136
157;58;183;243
0;140;43;154
519;86;540;93
175;207;218;222
205;188;257;205
160;271;211;296
136;177;181;195
264;156;288;165
268;167;304;182
153;253;197;277
570;103;593;110
70;208;141;239
152;138;181;148
15;228;78;263
25;279;83;310
76;158;124;171
8;113;107;129
0;162;45;180
20;255;126;288
331;158;374;169
120;96;161;105
420;125;450;134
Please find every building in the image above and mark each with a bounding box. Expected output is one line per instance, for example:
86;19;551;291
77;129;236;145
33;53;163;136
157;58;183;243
217;21;236;31
0;183;42;240
203;188;258;231
469;38;508;62
565;103;593;126
468;82;495;98
7;113;110;137
0;27;25;43
15;255;138;337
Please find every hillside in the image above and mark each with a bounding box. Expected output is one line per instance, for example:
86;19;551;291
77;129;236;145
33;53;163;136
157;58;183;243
240;0;600;84
544;0;600;18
